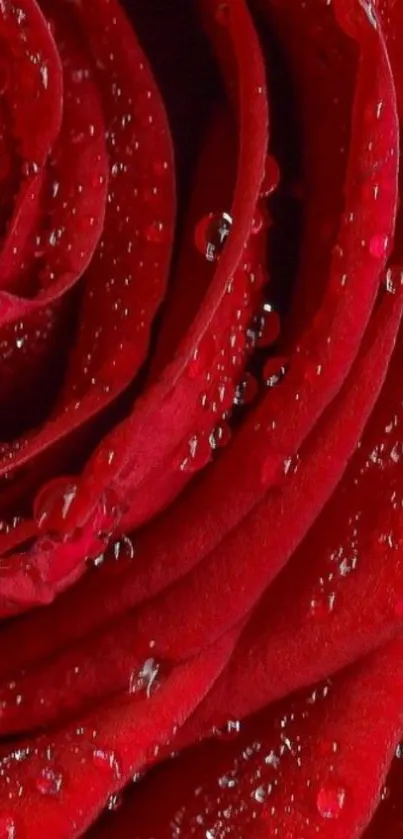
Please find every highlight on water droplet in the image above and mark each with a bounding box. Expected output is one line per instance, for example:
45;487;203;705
129;658;161;698
35;765;64;797
309;592;336;620
0;813;16;839
34;477;79;534
213;719;241;740
316;783;346;820
263;356;289;388
194;211;233;262
252;783;272;803
233;372;258;407
255;304;281;348
251;205;270;235
112;535;135;562
92;747;122;779
385;266;403;295
22;159;40;179
209;422;232;451
179;434;212;473
107;792;123;812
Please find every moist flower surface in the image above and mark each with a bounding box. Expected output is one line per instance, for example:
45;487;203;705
0;0;401;837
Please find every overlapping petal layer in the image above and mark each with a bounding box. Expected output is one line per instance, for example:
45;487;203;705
0;0;400;837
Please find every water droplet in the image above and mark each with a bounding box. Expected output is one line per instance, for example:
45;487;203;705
194;211;233;262
395;742;403;759
316;783;346;819
218;771;238;789
253;304;281;348
113;535;135;562
180;434;212;473
263;357;289;387
129;658;161;698
309;593;336;620
385;266;403;295
369;234;389;258
22;160;39;179
381;784;390;801
253;784;272;803
233;372;258;407
209;422;232;450
34;477;78;534
251;205;269;235
0;814;16;839
107;792;123;811
283;453;300;476
260;155;280;197
35;766;64;796
92;748;121;779
213;720;241;740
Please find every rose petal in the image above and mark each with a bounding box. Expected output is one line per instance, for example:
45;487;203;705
86;640;403;839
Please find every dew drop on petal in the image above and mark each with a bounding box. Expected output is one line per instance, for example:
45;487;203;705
255;305;281;348
263;357;289;388
209;422;232;450
309;593;336;620
233;372;258;407
251;206;269;235
107;792;123;812
385;266;403;295
180;434;212;473
396;742;403;759
283;452;300;476
22;160;39;179
316;784;346;819
213;720;241;740
92;748;121;779
381;784;390;802
35;766;64;796
252;784;272;803
129;658;162;698
34;477;79;533
113;535;135;562
194;211;233;262
0;814;16;839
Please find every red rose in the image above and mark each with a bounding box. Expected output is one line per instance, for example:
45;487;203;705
0;0;401;836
